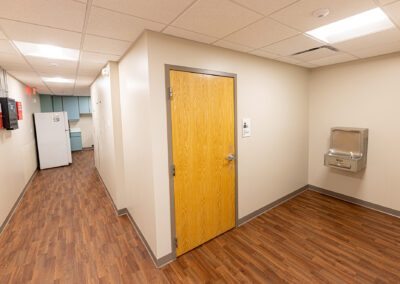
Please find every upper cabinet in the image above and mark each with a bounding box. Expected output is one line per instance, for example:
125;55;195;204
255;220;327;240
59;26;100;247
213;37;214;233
62;96;80;121
39;95;91;120
78;96;92;114
40;95;53;112
52;96;63;112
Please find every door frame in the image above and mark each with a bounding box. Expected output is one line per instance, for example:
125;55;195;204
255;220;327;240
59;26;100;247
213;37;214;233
164;65;238;259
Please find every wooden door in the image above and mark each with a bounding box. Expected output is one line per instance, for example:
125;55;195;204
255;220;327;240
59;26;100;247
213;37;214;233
170;70;236;256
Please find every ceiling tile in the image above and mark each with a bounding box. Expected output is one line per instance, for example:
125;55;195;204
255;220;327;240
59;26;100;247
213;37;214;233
383;1;400;26
0;52;32;71
351;40;400;58
87;7;164;42
171;0;262;38
74;86;91;96
309;53;357;66
81;51;120;63
78;51;119;76
296;61;318;68
0;19;82;49
26;57;77;76
78;51;120;76
270;0;377;32
262;34;324;56
213;40;253;52
0;40;18;54
377;0;398;6
292;47;337;61
275;56;305;65
0;30;6;40
92;0;195;24
36;87;52;95
83;35;131;56
332;28;400;52
231;0;298;15
7;70;45;87
248;49;280;59
76;75;96;86
50;87;74;95
163;26;218;44
223;18;298;49
0;0;86;32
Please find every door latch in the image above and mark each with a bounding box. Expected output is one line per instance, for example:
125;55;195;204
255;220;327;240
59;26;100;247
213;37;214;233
225;154;236;161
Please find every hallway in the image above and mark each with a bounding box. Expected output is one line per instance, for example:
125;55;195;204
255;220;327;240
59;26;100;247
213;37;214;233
1;151;400;283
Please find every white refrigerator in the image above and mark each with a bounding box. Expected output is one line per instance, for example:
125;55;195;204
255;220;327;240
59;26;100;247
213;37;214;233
34;112;72;170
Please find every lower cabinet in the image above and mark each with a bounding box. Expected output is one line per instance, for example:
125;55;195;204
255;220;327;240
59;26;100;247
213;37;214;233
70;132;82;151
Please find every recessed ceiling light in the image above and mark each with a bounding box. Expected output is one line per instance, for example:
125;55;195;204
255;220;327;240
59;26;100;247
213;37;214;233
13;41;79;61
306;8;394;44
42;77;75;84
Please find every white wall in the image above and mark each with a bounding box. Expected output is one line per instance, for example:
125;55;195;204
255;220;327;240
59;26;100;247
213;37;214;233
309;53;400;212
0;74;40;226
69;114;94;148
134;31;309;258
118;33;158;255
91;63;120;208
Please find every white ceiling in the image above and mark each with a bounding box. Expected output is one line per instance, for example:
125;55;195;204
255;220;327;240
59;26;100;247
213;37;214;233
0;0;399;95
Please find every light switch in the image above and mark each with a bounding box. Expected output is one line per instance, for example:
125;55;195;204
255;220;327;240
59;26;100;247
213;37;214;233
242;118;251;137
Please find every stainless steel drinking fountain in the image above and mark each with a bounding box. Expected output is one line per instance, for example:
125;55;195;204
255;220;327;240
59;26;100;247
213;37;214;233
324;127;368;172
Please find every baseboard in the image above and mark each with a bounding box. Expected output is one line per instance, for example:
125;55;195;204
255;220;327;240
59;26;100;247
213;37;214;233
121;210;175;268
83;146;94;151
96;168;174;268
96;169;119;214
237;184;309;226
0;169;38;235
308;185;400;218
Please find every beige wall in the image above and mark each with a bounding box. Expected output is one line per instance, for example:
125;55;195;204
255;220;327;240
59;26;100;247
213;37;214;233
118;33;158;255
91;63;122;208
0;74;40;226
144;31;309;257
69;114;94;148
309;53;400;212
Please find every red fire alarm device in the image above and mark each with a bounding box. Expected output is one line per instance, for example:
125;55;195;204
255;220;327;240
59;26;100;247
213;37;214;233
0;104;3;130
16;100;22;120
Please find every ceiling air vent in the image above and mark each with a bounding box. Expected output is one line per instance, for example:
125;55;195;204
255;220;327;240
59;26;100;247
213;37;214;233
291;45;338;56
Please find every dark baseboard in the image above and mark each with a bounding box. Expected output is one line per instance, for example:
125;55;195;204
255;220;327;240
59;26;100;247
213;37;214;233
238;184;309;226
121;210;175;268
0;169;38;235
96;168;174;268
96;169;119;214
308;185;400;218
83;146;94;151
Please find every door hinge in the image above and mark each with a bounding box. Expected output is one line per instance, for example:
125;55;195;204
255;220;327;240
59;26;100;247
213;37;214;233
168;87;173;99
174;236;178;248
171;164;175;177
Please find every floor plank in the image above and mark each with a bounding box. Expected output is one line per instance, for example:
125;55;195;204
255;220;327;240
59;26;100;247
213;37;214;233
0;150;399;283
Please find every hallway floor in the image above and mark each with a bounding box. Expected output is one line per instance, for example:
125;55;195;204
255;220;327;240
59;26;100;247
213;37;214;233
0;150;399;283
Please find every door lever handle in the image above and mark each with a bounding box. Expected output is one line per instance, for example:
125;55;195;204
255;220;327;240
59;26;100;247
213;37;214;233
225;154;236;161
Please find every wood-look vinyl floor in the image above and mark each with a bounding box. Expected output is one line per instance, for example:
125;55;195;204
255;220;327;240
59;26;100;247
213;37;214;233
0;150;399;283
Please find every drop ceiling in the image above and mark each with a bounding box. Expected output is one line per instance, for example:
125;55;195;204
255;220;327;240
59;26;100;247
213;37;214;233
0;0;399;95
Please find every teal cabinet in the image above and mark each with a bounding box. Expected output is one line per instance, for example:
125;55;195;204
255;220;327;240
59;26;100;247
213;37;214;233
62;96;79;120
40;95;53;112
70;132;82;151
52;96;63;112
78;96;91;114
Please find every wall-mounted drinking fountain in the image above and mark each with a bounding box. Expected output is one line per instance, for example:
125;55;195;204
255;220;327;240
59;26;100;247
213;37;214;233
324;127;368;172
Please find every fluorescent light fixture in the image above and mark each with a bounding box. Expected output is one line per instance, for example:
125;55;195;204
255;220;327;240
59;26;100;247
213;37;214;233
42;77;75;84
13;41;79;61
306;8;394;43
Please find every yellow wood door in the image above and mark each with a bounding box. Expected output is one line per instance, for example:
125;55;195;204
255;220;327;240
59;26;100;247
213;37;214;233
170;70;236;256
